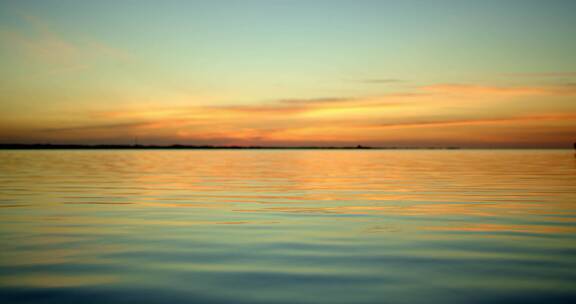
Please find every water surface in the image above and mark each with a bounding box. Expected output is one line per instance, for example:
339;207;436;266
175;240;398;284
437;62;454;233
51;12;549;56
1;150;575;303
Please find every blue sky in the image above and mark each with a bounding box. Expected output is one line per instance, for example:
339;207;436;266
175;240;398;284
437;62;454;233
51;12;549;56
1;0;575;146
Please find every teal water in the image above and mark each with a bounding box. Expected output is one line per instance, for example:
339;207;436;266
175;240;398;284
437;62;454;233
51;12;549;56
0;150;575;303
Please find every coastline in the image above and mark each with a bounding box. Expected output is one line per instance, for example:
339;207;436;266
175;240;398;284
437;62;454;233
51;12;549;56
0;144;462;150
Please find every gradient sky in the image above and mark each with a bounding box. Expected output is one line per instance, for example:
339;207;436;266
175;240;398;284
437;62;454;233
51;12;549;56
1;0;575;147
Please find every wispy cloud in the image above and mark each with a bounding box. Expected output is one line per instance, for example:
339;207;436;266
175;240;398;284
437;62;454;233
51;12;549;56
278;97;351;105
376;113;576;129
502;72;576;78
0;14;130;73
361;79;405;84
43;121;152;133
421;83;576;96
1;16;81;68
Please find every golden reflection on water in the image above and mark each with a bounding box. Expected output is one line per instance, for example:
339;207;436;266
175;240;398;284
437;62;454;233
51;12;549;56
0;150;575;302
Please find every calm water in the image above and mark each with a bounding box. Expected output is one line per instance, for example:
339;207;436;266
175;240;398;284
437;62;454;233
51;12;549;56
0;150;575;304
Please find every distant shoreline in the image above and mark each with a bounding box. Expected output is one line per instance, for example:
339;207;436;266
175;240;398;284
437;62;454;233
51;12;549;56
1;144;574;150
0;144;465;150
0;144;571;150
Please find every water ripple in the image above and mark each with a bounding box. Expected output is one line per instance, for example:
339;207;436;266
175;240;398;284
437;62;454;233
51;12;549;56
1;150;575;303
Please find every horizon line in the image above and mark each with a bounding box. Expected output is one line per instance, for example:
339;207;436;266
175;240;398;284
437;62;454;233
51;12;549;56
0;143;574;150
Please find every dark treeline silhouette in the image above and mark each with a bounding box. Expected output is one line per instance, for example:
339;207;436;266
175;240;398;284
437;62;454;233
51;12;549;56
0;143;462;150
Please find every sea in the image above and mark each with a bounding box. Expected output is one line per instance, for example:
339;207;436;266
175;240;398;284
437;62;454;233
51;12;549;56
0;150;575;304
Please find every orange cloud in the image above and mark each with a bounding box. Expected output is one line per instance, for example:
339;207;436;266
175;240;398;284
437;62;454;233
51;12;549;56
3;83;576;147
375;113;576;129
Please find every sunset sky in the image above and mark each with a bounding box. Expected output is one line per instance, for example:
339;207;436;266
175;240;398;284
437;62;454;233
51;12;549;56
1;0;575;148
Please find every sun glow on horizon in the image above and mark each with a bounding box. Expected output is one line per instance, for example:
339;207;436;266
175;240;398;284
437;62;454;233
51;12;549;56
1;0;575;148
